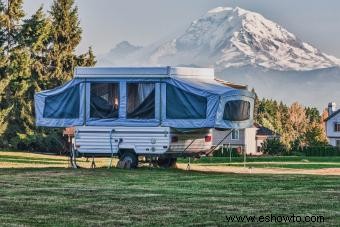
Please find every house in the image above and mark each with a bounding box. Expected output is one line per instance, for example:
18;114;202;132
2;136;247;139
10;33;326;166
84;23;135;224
212;124;279;155
254;123;279;153
325;102;340;147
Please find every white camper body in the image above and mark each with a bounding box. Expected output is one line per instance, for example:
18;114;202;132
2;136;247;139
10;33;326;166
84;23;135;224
74;126;212;157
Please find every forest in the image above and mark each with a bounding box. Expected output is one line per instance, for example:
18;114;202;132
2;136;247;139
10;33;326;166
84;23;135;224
0;0;329;154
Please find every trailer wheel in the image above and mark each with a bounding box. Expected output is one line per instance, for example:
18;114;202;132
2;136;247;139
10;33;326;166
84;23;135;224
119;151;138;169
157;157;177;168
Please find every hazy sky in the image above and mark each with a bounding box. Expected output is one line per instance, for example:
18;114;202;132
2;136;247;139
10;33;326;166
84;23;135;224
23;0;340;57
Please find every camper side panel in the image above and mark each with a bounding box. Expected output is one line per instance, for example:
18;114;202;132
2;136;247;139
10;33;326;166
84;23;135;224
74;126;170;156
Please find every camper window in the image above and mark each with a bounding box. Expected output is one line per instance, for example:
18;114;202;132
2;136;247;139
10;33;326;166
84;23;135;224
166;84;207;119
43;85;80;119
223;100;250;121
127;83;155;119
90;83;119;119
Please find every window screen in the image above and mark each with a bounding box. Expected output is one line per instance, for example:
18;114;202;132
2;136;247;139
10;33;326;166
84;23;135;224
90;83;119;119
166;84;207;119
43;85;80;119
223;100;250;121
127;83;155;119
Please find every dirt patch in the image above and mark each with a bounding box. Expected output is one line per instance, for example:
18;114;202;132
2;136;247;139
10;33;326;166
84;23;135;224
176;163;340;176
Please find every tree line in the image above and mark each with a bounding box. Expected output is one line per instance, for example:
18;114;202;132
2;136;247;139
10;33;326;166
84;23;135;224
0;0;95;152
253;89;328;153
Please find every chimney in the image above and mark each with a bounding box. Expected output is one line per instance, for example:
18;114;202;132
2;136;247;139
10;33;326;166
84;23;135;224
328;102;336;115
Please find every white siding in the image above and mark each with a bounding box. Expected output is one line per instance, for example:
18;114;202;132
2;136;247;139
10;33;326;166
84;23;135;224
329;138;337;146
212;127;258;155
74;126;212;156
326;113;340;146
244;128;258;155
74;126;170;155
212;129;245;146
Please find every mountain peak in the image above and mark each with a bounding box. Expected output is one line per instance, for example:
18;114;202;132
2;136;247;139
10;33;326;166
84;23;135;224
207;6;233;14
111;41;141;52
99;6;340;71
147;6;340;71
97;41;142;66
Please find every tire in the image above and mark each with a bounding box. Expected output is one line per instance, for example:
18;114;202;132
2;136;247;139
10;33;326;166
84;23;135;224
119;151;138;169
157;157;177;168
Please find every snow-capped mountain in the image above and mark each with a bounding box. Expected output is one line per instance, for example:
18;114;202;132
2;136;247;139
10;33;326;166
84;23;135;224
147;7;340;71
98;6;340;110
99;7;340;71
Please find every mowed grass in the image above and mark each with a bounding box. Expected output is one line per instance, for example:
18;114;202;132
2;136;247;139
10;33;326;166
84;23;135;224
0;151;111;168
179;156;340;169
0;168;339;226
215;162;340;169
180;156;340;163
0;152;340;225
2;151;340;170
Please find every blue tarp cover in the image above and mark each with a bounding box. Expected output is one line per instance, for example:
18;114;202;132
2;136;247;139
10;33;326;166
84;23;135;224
35;76;254;129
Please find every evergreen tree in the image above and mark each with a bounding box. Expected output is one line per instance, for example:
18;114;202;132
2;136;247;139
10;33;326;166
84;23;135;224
0;0;26;146
11;6;51;143
0;0;96;150
0;0;6;46
1;0;25;50
0;1;9;135
47;0;95;87
77;46;96;67
304;107;327;146
304;122;328;146
305;107;321;123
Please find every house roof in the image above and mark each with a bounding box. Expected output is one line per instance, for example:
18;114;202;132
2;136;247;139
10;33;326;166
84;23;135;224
254;123;279;136
325;109;340;121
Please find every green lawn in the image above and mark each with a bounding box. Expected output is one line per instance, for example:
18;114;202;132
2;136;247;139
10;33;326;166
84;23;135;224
177;156;340;169
2;151;340;169
179;156;340;164
0;168;339;226
211;162;340;169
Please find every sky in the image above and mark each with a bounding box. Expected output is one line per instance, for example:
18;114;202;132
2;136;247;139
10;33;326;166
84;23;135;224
23;0;340;58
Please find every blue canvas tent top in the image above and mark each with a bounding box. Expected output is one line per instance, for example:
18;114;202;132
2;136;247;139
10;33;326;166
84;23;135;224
35;66;254;129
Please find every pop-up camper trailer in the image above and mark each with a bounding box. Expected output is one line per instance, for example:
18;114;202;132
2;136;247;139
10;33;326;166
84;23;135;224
35;66;254;168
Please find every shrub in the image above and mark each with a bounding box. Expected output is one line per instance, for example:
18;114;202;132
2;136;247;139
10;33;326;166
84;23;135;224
300;145;340;156
9;130;67;154
261;138;287;155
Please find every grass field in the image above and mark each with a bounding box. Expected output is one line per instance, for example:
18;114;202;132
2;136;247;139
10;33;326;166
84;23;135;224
1;151;340;225
179;156;340;163
1;168;340;226
178;156;340;169
2;151;340;170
